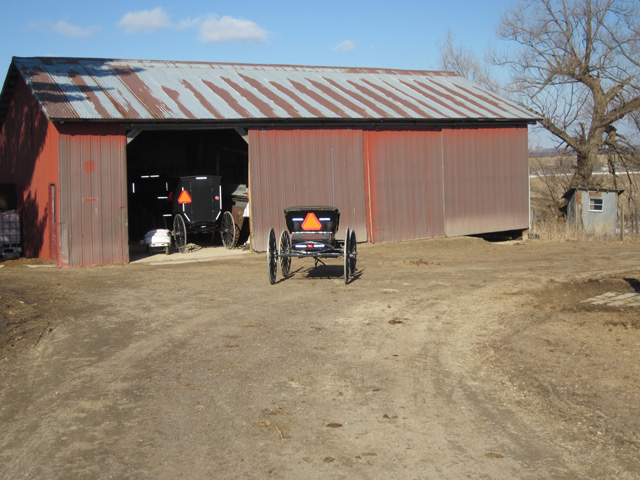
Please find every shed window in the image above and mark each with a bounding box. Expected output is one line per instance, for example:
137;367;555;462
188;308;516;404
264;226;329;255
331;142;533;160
589;198;603;212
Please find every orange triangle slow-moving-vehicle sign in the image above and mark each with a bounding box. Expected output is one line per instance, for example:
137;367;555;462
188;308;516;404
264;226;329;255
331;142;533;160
301;212;322;231
177;190;192;204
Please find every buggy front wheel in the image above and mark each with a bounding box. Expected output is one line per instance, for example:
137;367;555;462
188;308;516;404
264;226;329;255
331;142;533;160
267;228;278;285
279;230;291;278
173;214;187;253
220;211;238;249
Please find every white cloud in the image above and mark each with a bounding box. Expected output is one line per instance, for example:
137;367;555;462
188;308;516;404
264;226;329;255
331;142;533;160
115;9;268;43
176;17;201;31
332;40;356;52
117;7;172;33
53;20;101;38
28;20;101;38
198;15;268;43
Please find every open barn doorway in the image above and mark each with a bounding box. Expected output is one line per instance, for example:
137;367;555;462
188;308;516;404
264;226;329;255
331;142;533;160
125;128;249;257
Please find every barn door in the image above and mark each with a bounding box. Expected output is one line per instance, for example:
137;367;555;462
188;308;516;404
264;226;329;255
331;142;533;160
364;130;445;243
249;129;367;251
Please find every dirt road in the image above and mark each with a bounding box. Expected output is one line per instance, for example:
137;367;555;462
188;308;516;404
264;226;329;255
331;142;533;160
1;237;639;479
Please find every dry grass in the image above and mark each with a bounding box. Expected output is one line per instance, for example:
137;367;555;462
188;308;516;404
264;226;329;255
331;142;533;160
529;216;640;242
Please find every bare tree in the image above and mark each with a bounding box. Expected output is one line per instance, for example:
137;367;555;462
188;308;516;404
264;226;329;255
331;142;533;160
497;0;640;187
607;119;640;233
438;30;500;93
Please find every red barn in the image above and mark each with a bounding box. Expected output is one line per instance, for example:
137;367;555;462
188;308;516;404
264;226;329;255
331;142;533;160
0;57;535;266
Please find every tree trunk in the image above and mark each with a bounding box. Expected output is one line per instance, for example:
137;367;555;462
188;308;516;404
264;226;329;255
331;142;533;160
574;151;595;188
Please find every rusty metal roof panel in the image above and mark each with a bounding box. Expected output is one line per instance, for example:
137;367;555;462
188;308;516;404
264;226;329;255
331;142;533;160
7;57;536;124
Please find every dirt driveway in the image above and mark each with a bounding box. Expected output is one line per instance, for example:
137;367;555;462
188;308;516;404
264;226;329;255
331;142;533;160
1;237;639;479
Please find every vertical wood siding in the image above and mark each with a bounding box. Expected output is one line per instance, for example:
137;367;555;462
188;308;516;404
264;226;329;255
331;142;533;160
58;123;128;266
249;129;367;251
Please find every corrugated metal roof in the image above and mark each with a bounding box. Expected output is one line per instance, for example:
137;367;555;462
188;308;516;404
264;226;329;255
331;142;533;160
3;56;536;125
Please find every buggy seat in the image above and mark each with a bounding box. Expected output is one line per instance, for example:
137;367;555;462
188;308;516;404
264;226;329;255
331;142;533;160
284;206;340;250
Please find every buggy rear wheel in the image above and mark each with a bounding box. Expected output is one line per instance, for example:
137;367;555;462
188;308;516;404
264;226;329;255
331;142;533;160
279;230;291;278
349;229;357;273
267;228;278;285
220;211;238;249
344;227;350;284
173;214;187;253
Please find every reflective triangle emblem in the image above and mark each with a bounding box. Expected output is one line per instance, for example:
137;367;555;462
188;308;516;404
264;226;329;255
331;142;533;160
177;190;192;204
301;212;322;231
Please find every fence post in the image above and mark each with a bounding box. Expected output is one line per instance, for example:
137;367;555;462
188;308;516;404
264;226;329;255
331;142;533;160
620;203;624;241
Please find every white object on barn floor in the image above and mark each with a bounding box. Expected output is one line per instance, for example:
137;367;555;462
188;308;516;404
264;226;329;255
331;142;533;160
143;229;172;254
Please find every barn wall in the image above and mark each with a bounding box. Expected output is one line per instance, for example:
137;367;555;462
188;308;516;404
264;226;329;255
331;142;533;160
442;126;530;237
249;125;530;251
58;123;128;267
0;77;59;260
364;129;445;243
249;128;367;251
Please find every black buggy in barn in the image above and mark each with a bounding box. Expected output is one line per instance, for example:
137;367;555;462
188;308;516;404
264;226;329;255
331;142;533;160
266;206;358;285
171;175;240;253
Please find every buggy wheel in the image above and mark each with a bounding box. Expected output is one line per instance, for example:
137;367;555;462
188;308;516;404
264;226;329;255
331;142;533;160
279;230;291;278
173;214;187;253
349;229;357;273
267;228;278;285
220;211;238;249
344;227;350;284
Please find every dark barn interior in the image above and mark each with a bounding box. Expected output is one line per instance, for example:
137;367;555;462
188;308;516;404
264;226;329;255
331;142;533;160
125;128;248;245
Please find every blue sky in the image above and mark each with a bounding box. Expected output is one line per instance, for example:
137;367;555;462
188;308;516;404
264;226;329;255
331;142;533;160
1;0;514;76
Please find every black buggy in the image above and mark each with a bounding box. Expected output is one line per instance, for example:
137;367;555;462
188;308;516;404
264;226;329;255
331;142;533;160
266;206;358;285
171;175;238;253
